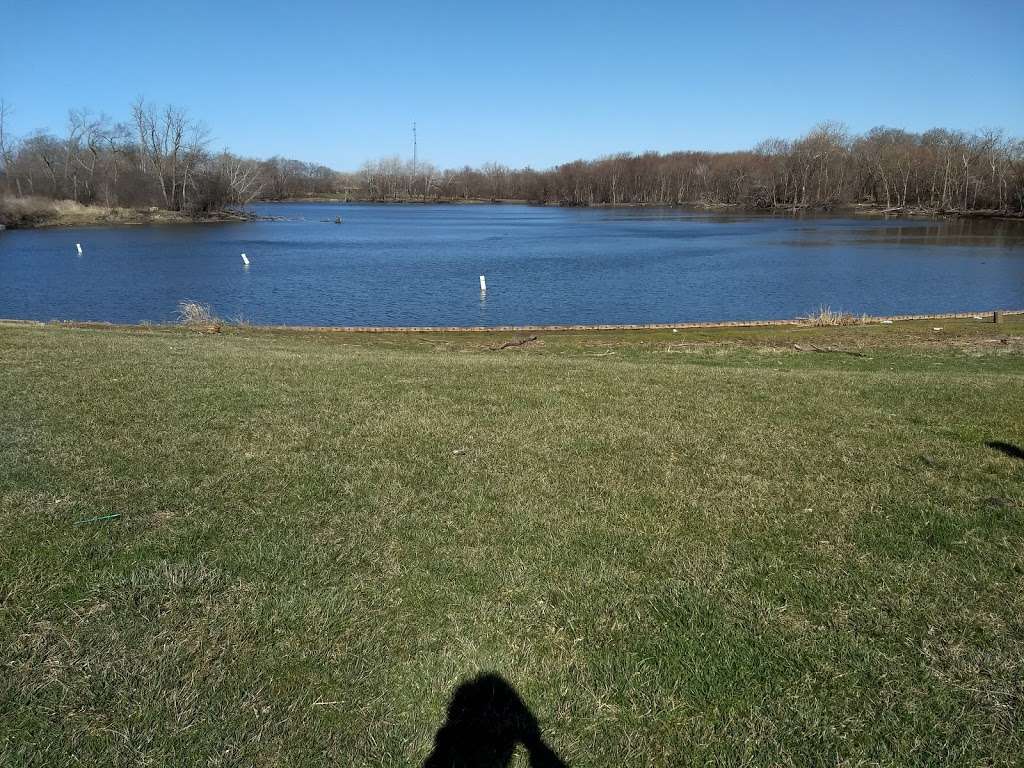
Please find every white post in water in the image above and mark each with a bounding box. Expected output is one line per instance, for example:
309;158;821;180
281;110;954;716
75;243;83;255
241;253;250;266
479;275;487;292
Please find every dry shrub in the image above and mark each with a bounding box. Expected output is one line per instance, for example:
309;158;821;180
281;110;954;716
177;301;222;333
801;305;863;326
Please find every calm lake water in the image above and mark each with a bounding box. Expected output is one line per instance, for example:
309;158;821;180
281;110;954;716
2;203;1023;326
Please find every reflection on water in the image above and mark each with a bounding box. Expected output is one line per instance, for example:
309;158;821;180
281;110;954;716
1;203;1022;326
478;284;489;326
849;220;1024;247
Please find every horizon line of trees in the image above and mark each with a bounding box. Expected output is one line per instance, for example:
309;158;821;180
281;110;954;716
2;99;1022;214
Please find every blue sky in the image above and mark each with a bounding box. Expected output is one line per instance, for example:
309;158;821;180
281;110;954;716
2;0;1021;170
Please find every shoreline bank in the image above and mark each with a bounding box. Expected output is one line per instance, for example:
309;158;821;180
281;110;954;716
2;309;1019;334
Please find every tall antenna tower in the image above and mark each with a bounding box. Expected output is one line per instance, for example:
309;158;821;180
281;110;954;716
412;121;417;177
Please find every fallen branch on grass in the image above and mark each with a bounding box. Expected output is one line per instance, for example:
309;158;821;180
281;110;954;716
793;343;870;358
74;513;121;525
489;335;539;351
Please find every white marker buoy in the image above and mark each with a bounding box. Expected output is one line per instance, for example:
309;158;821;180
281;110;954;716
75;243;83;255
479;275;487;292
241;253;250;266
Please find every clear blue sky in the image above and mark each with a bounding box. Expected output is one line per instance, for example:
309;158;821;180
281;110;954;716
3;0;1021;170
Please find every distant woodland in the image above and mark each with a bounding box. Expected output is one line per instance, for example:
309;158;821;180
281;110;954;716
2;99;1022;216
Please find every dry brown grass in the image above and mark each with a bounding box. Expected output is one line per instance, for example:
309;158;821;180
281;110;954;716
0;195;223;228
0;196;98;227
0;195;146;228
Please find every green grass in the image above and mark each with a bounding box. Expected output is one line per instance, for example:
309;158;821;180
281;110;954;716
1;319;1022;766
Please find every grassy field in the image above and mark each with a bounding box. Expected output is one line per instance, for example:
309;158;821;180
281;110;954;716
1;319;1022;766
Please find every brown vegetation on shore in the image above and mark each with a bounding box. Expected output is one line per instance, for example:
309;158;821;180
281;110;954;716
0;195;254;229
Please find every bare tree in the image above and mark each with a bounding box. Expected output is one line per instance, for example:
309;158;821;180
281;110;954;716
0;99;21;196
131;98;209;210
219;151;265;205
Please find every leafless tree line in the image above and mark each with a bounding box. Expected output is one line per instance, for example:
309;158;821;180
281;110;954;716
415;122;1023;213
355;122;1024;213
0;98;276;212
2;101;1022;214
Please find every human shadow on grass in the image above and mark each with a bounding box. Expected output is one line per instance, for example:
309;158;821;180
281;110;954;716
423;673;567;768
986;441;1024;461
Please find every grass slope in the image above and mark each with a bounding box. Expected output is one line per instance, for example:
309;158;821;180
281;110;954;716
1;320;1022;766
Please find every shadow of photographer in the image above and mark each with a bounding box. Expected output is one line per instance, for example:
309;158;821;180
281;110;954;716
423;672;567;768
